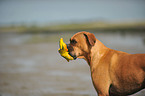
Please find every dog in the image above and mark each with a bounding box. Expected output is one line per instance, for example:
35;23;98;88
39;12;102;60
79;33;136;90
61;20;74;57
67;31;145;96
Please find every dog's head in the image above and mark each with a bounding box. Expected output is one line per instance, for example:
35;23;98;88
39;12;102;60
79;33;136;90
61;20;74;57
67;31;96;60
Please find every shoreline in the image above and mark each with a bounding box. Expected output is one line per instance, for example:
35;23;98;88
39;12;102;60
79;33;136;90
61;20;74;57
0;21;145;33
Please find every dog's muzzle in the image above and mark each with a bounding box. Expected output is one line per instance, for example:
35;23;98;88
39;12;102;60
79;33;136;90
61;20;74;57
67;44;77;60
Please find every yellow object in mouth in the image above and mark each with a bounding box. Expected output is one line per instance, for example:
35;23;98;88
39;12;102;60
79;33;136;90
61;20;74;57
58;38;74;62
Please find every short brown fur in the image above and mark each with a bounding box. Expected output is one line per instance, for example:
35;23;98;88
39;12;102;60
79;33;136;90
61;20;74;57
68;31;145;96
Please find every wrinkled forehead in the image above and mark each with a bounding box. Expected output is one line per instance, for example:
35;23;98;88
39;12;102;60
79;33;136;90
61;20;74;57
70;32;86;41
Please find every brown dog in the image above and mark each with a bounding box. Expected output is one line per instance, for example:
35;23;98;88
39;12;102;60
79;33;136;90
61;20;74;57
67;31;145;96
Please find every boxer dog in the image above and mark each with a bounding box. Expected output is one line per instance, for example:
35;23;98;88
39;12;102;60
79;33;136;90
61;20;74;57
67;31;145;96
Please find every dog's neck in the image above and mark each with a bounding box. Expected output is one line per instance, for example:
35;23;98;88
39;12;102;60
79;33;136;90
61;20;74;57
86;39;109;69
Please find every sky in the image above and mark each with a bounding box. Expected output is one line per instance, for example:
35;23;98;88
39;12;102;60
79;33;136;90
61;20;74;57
0;0;145;26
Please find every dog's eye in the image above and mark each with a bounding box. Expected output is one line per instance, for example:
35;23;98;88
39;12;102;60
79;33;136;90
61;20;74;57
70;39;77;44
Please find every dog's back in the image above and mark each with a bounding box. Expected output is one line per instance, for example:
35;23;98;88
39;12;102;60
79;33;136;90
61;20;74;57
109;50;145;95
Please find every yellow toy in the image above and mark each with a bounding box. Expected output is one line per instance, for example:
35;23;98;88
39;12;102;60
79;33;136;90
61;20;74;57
58;38;74;62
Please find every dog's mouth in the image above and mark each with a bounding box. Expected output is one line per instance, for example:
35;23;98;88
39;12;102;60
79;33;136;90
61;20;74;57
67;50;77;60
69;53;77;60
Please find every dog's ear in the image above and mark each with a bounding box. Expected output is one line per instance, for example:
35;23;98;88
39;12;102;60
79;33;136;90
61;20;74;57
84;33;96;46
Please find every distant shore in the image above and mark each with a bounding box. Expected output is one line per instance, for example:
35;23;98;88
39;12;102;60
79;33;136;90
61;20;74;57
0;21;145;33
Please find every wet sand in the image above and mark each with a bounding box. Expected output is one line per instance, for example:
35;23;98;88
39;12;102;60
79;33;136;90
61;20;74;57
0;32;145;96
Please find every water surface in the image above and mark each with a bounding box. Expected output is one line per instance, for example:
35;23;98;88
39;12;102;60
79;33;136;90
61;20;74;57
0;32;145;96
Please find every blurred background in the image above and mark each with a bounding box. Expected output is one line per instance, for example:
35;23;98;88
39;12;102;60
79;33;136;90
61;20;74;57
0;0;145;96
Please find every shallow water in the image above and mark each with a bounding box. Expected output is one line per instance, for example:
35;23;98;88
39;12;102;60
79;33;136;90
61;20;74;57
0;32;145;96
